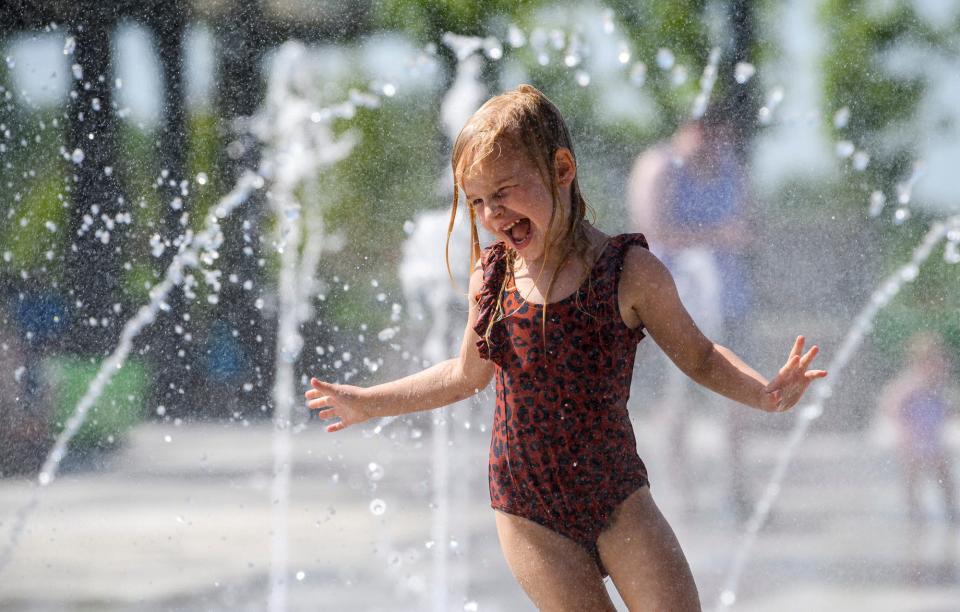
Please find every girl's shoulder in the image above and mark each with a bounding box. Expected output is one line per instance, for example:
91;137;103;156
617;234;671;294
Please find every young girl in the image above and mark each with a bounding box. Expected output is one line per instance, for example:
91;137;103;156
306;84;827;611
878;331;957;524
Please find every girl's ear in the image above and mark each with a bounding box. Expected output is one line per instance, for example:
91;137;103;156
555;147;576;187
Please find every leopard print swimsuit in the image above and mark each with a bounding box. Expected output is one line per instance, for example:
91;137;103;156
474;233;651;574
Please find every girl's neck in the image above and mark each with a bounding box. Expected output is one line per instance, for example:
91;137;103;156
514;223;607;280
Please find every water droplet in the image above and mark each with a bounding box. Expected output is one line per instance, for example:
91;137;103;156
44;221;57;232
482;37;503;60
900;263;919;281
4;56;14;69
617;42;631;65
895;182;911;205
835;140;854;158
852;150;870;171
382;83;396;97
601;8;615;34
629;62;647;86
833;106;850;129
549;29;565;51
868;191;886;218
164;434;173;443
893;207;911;225
464;601;479;611
734;62;755;84
38;472;52;486
71;63;83;80
196;172;208;185
367;462;384;482
944;241;960;264
14;366;26;382
670;65;688;86
656;48;675;70
507;24;526;48
63;36;76;55
369;499;386;515
720;590;736;606
296;570;306;581
574;70;590;87
71;148;85;164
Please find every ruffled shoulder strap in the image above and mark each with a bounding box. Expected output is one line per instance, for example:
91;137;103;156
606;233;649;273
595;233;650;339
473;242;509;361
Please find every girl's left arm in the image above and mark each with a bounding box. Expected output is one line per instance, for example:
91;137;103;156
621;246;827;412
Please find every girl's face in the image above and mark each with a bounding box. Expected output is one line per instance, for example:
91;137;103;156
462;142;575;266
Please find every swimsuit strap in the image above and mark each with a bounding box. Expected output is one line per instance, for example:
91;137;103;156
473;241;509;360
593;233;650;341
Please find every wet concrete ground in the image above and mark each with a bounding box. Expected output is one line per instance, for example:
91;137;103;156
1;407;958;611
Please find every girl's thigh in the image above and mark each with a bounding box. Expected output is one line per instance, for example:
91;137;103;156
597;487;702;612
494;510;617;612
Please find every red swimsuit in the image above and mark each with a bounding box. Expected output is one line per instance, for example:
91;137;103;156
474;233;651;574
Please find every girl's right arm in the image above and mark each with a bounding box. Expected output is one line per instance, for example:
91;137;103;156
305;266;494;432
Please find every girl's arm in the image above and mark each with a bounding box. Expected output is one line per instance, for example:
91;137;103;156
621;246;826;412
306;266;495;432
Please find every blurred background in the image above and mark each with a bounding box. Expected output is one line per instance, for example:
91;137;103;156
0;0;958;610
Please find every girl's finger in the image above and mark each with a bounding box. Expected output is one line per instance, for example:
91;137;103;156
314;408;337;420
308;396;333;410
805;369;828;379
789;335;805;360
311;378;335;390
327;420;347;433
798;345;819;369
779;354;800;375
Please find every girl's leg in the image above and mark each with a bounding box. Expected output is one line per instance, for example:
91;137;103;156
597;487;702;612
933;451;957;522
494;510;617;612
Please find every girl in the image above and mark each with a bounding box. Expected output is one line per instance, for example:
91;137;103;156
306;84;827;611
878;331;957;524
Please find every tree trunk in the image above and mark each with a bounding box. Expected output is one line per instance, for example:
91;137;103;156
63;13;125;357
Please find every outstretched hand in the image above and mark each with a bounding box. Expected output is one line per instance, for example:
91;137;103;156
305;378;371;432
760;336;828;412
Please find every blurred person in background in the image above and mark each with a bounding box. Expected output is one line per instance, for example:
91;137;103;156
878;331;958;524
627;104;754;518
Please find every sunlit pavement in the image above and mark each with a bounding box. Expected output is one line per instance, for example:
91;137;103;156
1;411;959;612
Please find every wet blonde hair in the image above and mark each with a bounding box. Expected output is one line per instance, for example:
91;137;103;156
445;84;594;344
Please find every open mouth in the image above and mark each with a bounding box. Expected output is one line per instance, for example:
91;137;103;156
502;218;531;249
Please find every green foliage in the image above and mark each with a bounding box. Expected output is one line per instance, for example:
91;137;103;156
820;0;960;359
374;0;539;40
45;355;150;451
0;158;66;278
608;0;710;132
319;96;443;330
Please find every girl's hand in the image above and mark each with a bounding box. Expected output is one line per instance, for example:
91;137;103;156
760;336;828;412
305;378;372;432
